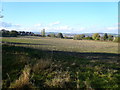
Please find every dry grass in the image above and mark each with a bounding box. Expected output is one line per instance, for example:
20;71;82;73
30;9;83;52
45;71;70;88
10;65;31;88
32;59;52;72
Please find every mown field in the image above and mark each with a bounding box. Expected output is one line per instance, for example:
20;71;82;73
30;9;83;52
2;36;118;53
2;36;120;89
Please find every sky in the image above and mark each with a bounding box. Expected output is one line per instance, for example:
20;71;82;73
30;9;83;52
0;2;118;34
2;0;119;2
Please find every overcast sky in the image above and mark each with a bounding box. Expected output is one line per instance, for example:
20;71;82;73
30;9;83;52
0;2;118;34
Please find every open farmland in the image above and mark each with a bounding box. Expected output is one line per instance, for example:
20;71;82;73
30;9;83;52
2;36;118;53
2;36;120;89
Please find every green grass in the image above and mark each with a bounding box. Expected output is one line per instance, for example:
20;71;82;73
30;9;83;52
2;36;118;53
2;36;120;89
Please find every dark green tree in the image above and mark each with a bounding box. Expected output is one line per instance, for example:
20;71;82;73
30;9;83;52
10;30;18;37
57;33;64;38
1;29;10;37
103;33;108;40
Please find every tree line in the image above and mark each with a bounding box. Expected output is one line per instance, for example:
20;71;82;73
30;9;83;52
41;29;119;42
1;29;119;42
0;29;34;37
47;33;119;42
73;33;115;41
74;33;119;42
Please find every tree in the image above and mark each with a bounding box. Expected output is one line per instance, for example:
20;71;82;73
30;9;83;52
84;36;93;40
50;33;56;38
74;34;85;40
10;30;18;37
41;29;45;37
1;29;10;37
113;37;120;42
81;34;85;39
73;35;82;40
103;33;108;40
47;34;50;37
64;35;73;39
1;29;18;37
92;33;100;40
108;35;113;41
57;33;64;38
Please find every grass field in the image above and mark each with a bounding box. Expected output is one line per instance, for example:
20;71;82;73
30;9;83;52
2;36;120;89
2;36;118;53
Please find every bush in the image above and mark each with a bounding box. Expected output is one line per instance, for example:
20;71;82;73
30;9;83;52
81;34;85;39
83;37;93;40
64;36;73;39
113;37;120;42
92;33;100;40
108;35;114;41
49;33;56;38
73;34;85;40
73;35;82;40
95;37;100;40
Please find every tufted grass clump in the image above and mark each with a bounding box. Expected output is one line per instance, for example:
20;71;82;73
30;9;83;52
9;65;31;88
32;59;52;73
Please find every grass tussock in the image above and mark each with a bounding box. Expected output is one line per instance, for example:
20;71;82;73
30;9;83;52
45;71;71;88
9;65;31;88
32;59;52;72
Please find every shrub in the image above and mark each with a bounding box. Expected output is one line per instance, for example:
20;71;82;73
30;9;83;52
95;37;100;40
47;34;50;37
113;37;120;42
50;33;56;38
92;33;100;40
64;36;73;39
84;37;93;40
108;35;114;41
81;34;85;39
74;34;85;40
73;35;82;40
